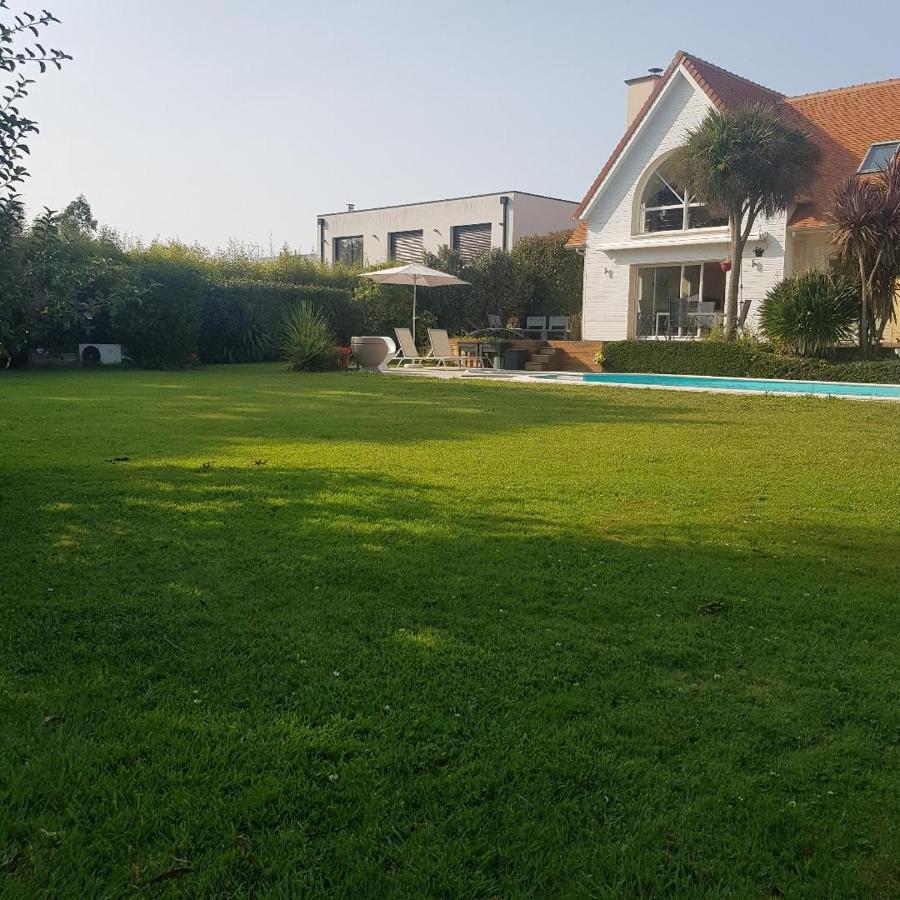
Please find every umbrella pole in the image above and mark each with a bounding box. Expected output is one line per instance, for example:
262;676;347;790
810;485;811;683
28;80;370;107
412;277;417;347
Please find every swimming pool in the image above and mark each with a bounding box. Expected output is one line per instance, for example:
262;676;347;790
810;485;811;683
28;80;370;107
526;371;900;400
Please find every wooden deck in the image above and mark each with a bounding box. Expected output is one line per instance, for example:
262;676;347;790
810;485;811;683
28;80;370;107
449;339;603;373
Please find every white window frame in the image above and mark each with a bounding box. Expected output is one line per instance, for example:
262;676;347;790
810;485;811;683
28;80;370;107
857;140;900;175
639;162;725;235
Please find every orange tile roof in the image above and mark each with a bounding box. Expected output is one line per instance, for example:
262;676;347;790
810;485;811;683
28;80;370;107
565;221;587;248
682;54;784;110
783;79;900;226
572;51;900;231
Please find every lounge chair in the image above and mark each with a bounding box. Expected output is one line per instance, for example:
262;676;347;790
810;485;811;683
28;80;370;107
547;316;570;339
392;328;428;366
426;328;466;367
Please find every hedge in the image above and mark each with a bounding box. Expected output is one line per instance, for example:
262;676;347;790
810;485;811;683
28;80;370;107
109;274;359;368
199;282;360;364
601;341;900;384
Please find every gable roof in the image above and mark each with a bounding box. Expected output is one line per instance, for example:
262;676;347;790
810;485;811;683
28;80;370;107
573;52;900;230
573;51;784;219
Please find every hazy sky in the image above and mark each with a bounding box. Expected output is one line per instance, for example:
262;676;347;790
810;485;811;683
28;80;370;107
14;0;900;253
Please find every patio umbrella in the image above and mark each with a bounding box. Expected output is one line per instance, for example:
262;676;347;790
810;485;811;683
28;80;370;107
358;264;468;344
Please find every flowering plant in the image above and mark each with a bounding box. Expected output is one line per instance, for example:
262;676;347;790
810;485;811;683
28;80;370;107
336;346;353;369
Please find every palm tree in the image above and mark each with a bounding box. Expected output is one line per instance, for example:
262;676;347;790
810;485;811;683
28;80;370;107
832;155;900;355
670;104;819;339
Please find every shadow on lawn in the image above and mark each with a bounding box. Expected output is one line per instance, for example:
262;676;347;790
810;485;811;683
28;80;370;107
3;459;899;896
4;368;731;451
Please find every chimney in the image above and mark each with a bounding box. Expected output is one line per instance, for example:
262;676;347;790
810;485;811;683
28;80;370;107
624;68;663;128
347;203;355;212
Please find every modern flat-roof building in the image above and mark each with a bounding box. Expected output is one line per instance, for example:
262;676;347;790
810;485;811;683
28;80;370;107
316;191;578;266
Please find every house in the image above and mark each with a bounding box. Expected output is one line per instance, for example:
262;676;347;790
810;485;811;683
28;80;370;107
316;191;578;267
567;51;900;343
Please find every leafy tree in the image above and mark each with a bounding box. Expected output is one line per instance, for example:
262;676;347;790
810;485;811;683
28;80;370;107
1;2;71;206
59;193;97;236
0;192;24;360
831;154;900;355
512;230;583;319
12;202;133;351
670;103;820;339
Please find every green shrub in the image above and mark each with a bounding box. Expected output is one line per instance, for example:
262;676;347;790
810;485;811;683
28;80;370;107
109;256;205;368
601;340;900;383
281;302;336;371
200;282;359;364
760;272;858;357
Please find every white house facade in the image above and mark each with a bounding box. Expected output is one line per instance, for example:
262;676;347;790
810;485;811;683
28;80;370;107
568;52;900;344
316;192;577;267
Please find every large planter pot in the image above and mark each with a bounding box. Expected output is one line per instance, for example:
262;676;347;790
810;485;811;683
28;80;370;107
350;336;396;372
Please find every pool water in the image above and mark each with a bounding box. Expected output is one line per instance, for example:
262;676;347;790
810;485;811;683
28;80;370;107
532;372;900;400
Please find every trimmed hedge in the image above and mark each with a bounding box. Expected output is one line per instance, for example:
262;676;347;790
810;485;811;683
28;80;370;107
601;341;900;384
112;275;359;368
200;282;359;364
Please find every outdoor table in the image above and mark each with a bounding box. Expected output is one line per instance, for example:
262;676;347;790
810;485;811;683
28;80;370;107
456;341;488;367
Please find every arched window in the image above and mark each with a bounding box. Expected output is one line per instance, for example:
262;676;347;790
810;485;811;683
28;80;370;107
638;157;727;234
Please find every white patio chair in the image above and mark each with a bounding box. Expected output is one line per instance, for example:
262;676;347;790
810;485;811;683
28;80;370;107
426;328;466;367
547;316;570;339
392;328;428;367
525;316;547;339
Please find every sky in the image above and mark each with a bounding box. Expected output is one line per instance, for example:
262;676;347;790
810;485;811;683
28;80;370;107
13;0;900;254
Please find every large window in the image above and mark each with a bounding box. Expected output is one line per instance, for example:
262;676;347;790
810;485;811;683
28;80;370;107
639;158;727;234
636;262;726;338
334;235;364;267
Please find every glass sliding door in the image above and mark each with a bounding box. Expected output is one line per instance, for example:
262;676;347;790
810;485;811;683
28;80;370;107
636;264;702;337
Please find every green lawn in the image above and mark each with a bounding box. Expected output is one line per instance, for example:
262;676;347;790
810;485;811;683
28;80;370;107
1;365;898;898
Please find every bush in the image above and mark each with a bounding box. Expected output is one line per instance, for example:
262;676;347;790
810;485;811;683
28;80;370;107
281;302;336;371
200;282;359;364
601;340;900;383
759;272;858;357
109;256;205;368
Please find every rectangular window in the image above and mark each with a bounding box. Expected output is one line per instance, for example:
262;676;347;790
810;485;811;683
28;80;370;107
858;141;900;174
389;229;424;263
334;235;364;267
636;263;724;338
451;223;492;261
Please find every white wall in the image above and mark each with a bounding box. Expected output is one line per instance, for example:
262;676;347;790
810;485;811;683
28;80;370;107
318;193;577;264
508;193;578;243
579;69;789;340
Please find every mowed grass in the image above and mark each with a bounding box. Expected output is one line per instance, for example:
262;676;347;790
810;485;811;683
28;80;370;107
1;365;898;898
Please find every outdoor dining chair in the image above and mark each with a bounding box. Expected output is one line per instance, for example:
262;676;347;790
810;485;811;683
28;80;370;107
392;327;428;366
547;316;570;339
524;316;547;339
487;314;503;330
426;328;466;367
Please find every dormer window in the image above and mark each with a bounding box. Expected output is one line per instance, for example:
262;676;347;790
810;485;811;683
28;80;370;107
639;158;727;233
858;141;900;174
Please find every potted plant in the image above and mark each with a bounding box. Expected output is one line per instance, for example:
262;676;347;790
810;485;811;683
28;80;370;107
719;258;732;273
336;346;353;370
